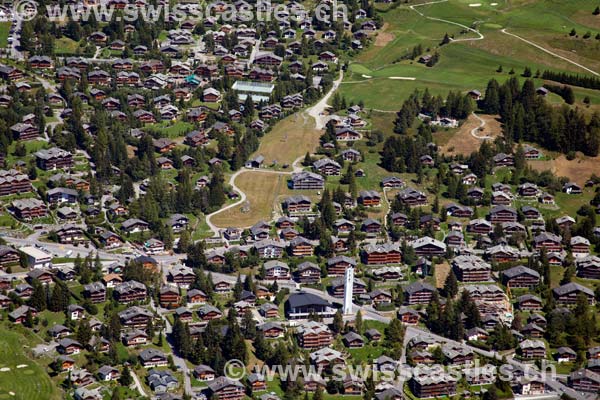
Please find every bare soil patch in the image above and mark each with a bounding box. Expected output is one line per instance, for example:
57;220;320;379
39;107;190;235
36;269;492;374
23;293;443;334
528;153;600;185
439;114;501;156
374;23;394;47
434;262;451;289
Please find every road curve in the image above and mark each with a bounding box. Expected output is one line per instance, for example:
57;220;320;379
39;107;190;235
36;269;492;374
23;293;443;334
204;70;345;237
409;0;484;42
470;112;492;139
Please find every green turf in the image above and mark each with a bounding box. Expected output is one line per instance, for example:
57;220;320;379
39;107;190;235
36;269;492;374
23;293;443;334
0;22;9;48
0;327;61;400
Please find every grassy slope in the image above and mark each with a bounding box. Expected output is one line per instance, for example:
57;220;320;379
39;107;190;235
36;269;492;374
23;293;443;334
0;326;61;400
251;112;322;166
0;22;9;48
341;0;600;110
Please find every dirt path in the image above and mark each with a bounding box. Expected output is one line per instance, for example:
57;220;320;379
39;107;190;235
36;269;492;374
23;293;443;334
501;28;598;76
470;112;491;139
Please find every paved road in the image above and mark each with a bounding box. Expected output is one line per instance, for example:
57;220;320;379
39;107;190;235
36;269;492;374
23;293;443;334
130;370;147;397
150;299;194;395
307;69;345;130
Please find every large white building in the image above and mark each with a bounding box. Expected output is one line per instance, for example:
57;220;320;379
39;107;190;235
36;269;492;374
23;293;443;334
20;246;52;269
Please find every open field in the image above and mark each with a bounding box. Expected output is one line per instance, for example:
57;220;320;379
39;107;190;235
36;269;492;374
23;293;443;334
0;22;9;48
0;327;61;400
528;154;600;186
434;262;451;289
251;112;322;166
439;113;502;156
340;0;600;111
210;171;319;227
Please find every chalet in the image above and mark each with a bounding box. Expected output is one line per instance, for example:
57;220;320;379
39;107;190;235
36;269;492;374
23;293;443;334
563;182;582;194
159;285;181;307
411;237;446;257
259;304;280;320
342;331;364;348
568;369;600;393
521;206;541;220
194;365;216;381
121;219;149;233
186;289;208;305
327;255;357;275
341;149;361;162
291;172;324;190
534;232;562;252
198;304;223;321
485;244;520;262
502;265;540;288
122;330;149;346
11;123;38;141
26;269;54;285
335;127;361;141
113;280;147;303
493;153;514;167
523;144;542;159
254;239;285;258
381;176;404;189
519;339;546;359
207;376;245;400
0;246;20;268
362;243;401;265
263;260;291;280
556;215;576;230
404;281;436;305
396;307;420;325
313;158;341;176
119;306;153;329
553;282;595;306
289;236;314;257
398;188;428;207
358;190;381;207
58;338;83;355
83;282;107;304
296;262;321;284
452;255;491;282
139;349;168;368
571;236;591;257
489;205;517;223
409;370;457;398
330;277;366;297
517;294;543;311
283;195;311;214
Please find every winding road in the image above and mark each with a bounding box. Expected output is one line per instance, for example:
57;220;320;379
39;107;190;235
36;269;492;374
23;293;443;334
204;70;345;237
470;112;492;139
409;0;484;42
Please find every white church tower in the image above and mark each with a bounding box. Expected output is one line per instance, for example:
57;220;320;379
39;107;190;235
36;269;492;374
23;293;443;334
343;266;354;315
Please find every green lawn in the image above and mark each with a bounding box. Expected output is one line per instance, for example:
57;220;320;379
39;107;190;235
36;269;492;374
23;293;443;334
340;0;600;111
0;326;62;400
0;22;10;48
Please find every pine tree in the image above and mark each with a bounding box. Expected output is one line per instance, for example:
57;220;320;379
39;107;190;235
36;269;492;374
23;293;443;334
443;270;459;298
28;280;47;311
119;365;133;386
355;310;363;334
